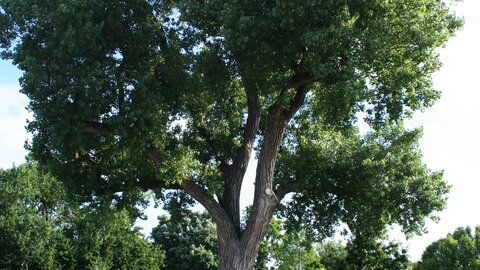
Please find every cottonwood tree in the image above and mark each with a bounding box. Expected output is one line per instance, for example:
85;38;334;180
0;1;462;269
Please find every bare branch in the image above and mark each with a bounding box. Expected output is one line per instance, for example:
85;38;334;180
286;72;313;89
137;181;181;191
143;142;235;236
181;181;239;238
146;143;166;168
220;95;261;229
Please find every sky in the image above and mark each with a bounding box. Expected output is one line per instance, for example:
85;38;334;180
0;0;479;262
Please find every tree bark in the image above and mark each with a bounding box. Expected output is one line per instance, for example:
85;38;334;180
216;84;308;270
221;96;261;232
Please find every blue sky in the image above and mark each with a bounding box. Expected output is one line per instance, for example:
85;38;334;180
1;0;479;261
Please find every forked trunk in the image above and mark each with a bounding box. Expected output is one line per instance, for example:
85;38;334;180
217;227;265;270
217;194;278;270
218;242;252;270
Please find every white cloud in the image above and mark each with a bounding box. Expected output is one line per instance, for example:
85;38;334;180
0;84;31;169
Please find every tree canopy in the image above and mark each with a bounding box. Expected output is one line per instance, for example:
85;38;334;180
0;0;462;269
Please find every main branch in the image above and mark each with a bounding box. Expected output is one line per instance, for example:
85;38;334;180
220;95;261;230
239;81;310;269
79;120;237;238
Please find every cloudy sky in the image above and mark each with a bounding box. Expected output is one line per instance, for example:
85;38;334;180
0;0;478;261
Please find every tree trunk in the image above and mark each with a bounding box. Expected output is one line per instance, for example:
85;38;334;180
217;207;275;270
201;87;308;270
218;240;249;270
217;169;280;269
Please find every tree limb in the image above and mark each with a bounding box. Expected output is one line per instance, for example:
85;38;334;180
181;181;239;238
230;96;261;182
286;72;313;89
82;121;115;135
276;182;302;202
284;84;309;120
220;95;261;229
146;143;166;168
77;117;237;239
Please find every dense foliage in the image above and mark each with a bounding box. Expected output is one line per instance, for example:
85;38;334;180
152;210;218;270
414;226;480;270
0;0;462;268
0;164;65;269
0;164;164;270
262;218;410;270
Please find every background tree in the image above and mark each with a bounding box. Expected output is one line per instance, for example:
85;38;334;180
0;163;66;269
413;226;480;270
63;206;164;270
315;242;349;270
345;238;410;270
152;210;218;270
255;219;410;270
271;230;323;270
0;164;164;270
0;1;462;269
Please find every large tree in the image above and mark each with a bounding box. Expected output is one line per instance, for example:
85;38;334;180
0;1;461;269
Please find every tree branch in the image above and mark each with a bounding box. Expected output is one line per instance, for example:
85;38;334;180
230;96;261;182
82;121;114;135
276;182;301;202
143;142;236;237
78;119;238;239
220;95;261;229
284;84;309;120
286;72;313;89
181;181;239;238
146;143;166;168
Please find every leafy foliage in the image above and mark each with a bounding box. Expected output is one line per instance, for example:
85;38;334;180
152;210;218;270
253;219;411;270
414;226;480;270
277;121;449;240
345;237;410;270
0;164;164;270
63;207;164;270
0;164;65;269
0;0;461;204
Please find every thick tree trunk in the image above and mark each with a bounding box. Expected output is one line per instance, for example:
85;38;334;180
217;205;275;270
216;86;308;270
218;239;248;270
